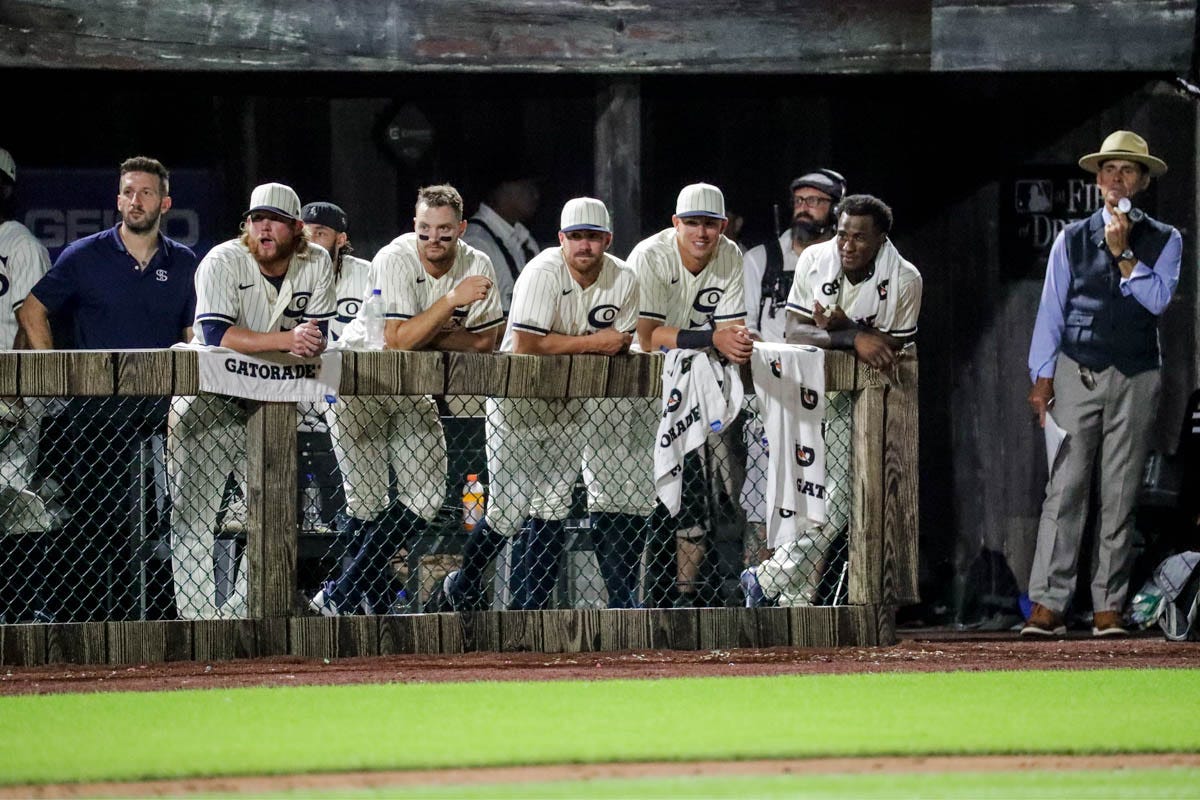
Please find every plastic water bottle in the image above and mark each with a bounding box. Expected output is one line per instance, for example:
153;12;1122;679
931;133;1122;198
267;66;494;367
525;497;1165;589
363;288;386;350
301;473;322;532
462;474;485;531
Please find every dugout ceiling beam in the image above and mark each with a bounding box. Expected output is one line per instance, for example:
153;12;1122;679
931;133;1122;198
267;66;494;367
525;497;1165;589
0;1;1192;74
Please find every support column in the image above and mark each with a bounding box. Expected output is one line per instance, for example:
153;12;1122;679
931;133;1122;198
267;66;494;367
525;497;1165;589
595;78;642;258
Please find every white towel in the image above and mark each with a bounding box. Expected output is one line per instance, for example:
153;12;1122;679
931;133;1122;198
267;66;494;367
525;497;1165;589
808;237;914;336
750;342;826;548
654;349;744;515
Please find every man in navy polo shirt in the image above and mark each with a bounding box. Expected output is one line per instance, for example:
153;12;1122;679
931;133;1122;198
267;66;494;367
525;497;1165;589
19;155;197;621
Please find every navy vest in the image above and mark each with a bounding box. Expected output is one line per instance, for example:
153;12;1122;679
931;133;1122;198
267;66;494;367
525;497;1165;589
1060;208;1173;376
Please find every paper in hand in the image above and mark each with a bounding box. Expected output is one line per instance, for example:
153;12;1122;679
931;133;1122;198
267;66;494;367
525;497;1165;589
1043;411;1068;472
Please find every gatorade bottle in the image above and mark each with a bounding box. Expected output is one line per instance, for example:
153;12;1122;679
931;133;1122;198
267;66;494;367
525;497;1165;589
364;288;386;350
462;474;485;531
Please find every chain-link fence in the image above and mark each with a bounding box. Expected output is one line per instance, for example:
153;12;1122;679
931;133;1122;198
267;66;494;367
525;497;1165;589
0;389;853;623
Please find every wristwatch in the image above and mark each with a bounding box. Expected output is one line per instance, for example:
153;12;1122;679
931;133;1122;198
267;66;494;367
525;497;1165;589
1118;248;1135;263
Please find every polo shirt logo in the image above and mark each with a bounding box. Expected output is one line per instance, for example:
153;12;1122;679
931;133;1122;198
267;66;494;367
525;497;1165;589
155;269;169;282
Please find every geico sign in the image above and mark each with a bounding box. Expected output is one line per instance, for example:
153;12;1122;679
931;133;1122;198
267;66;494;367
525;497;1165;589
23;209;201;248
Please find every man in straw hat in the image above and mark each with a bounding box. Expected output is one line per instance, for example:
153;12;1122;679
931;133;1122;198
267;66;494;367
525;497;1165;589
1022;130;1182;637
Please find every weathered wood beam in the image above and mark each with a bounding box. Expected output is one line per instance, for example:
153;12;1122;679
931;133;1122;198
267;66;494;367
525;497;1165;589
0;0;930;74
933;0;1195;72
0;350;863;396
1;1;1192;74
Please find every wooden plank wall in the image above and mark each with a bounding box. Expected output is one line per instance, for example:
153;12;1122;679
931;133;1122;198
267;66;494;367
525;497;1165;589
0;2;1192;74
0;348;916;665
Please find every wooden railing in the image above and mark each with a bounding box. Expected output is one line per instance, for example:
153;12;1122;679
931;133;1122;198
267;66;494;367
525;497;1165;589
0;349;917;666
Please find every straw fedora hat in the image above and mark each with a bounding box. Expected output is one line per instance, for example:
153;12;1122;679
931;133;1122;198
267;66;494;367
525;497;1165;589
1078;130;1167;177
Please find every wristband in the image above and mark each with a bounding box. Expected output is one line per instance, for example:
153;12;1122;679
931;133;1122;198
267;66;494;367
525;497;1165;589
676;329;714;350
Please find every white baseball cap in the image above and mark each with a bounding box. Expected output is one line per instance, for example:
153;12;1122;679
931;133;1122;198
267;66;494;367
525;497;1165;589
560;197;611;233
244;182;301;220
675;182;726;220
0;148;15;183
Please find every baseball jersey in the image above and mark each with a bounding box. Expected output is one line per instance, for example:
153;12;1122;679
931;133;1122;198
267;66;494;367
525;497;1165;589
785;237;922;337
500;247;638;352
368;233;504;335
331;254;371;341
193;239;336;342
0;220;50;348
629;227;746;332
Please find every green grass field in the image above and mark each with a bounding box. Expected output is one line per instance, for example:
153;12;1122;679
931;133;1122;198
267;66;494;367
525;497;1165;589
5;668;1199;796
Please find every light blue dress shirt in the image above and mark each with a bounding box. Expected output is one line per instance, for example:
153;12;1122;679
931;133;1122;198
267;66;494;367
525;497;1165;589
1027;208;1182;382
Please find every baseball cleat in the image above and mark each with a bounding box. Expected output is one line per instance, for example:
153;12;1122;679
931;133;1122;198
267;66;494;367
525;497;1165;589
740;568;766;608
308;583;340;617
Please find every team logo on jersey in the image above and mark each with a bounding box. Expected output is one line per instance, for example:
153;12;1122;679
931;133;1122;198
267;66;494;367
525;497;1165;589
155;269;169;282
876;279;890;300
800;388;819;410
665;388;682;413
821;279;840;297
283;292;312;320
0;274;8;297
795;443;816;467
588;304;619;329
679;355;695;375
770;358;782;378
337;297;361;325
693;287;724;316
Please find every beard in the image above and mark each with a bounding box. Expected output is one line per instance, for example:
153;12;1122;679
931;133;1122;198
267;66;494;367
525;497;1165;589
419;239;458;269
122;206;161;235
791;216;831;245
245;228;303;266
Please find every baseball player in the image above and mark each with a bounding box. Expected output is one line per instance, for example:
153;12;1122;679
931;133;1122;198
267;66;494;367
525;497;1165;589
740;169;846;572
294;201;369;536
0;147;50;493
742;193;921;607
441;197;638;611
310;184;503;616
629;182;753;607
302;201;372;343
0;147;53;621
170;182;335;620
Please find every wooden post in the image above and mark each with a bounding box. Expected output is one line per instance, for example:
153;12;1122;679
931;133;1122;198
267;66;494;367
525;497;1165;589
245;401;297;618
849;386;885;605
595;77;641;258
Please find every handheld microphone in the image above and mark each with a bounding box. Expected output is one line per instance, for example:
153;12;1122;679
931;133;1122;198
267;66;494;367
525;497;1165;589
1116;197;1145;223
417;234;454;242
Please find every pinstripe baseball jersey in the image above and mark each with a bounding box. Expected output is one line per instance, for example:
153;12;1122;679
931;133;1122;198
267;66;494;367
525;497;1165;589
193;239;336;343
785;237;922;337
368;233;504;334
0;220;50;348
499;247;638;352
331;254;371;341
628;227;746;331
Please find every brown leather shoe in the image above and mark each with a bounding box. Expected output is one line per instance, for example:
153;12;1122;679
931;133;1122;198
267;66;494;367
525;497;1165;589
1092;610;1128;637
1021;602;1066;636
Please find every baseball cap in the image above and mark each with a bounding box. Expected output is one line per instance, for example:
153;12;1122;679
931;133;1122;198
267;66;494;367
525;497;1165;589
244;182;301;221
790;170;846;203
0;148;15;183
301;201;348;233
560;197;611;233
675;183;726;220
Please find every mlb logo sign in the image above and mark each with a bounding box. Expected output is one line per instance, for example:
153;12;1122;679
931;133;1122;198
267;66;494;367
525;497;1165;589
1014;180;1053;214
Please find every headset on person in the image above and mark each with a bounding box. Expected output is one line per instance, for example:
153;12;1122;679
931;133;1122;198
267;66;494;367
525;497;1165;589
759;168;848;329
